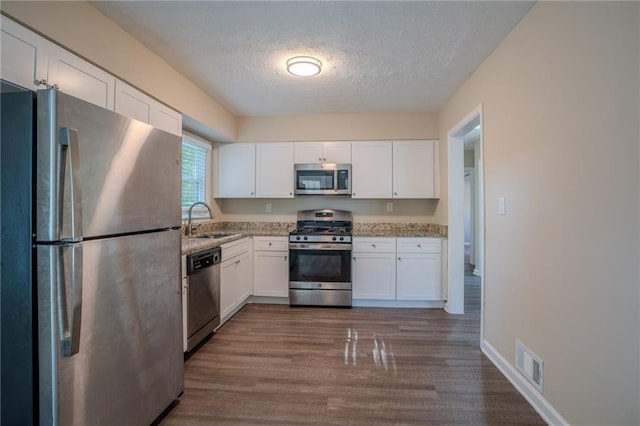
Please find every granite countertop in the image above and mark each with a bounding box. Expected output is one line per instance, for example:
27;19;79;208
181;222;294;255
352;223;447;238
181;221;447;255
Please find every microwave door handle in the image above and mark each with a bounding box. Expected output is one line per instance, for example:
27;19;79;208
59;127;83;242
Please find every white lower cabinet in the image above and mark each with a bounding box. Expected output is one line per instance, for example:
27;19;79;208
352;237;442;303
253;237;289;297
396;238;442;301
396;253;441;300
352;252;396;300
220;238;252;323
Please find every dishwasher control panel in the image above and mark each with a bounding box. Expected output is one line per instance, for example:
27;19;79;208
187;247;221;274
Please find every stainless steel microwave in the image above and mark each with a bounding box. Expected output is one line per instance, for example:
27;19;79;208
294;163;352;196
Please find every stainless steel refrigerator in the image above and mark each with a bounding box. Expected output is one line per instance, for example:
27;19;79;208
1;82;184;425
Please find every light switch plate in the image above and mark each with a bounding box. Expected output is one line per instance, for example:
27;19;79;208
498;197;506;215
387;202;393;212
266;202;272;213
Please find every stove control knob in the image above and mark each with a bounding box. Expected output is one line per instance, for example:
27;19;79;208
303;236;308;241
339;237;344;241
332;236;337;241
296;236;301;241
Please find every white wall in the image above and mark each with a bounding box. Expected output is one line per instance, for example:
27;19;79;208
0;1;237;141
437;2;639;424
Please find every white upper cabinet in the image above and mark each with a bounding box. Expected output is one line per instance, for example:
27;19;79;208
0;15;49;91
150;103;182;136
114;80;151;123
393;140;439;198
47;44;115;110
294;141;351;164
115;80;182;136
216;143;256;198
256;143;294;198
351;141;393;199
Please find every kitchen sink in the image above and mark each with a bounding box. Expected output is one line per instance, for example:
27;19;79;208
193;233;234;239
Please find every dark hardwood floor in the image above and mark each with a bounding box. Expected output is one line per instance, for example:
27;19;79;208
161;278;544;426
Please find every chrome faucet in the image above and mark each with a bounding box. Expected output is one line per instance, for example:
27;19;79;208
187;201;215;237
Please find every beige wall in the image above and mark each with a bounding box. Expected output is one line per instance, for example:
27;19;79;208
1;1;237;141
238;112;437;142
437;2;639;424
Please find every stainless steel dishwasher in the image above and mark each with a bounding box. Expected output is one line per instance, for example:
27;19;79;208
186;247;221;352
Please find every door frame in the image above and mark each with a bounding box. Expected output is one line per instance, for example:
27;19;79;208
446;104;485;337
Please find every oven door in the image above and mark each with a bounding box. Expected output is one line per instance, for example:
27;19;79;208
289;243;351;287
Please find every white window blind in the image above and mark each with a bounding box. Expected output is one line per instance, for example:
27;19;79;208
181;132;212;217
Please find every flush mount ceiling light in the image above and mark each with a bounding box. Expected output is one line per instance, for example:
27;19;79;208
286;56;322;77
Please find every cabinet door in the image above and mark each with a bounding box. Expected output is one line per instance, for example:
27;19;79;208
352;252;396;300
351;141;393;198
114;80;151;123
216;143;256;197
0;16;49;91
48;45;115;110
256;143;294;198
324;142;351;163
294;142;324;164
393;140;438;198
396;253;441;300
220;259;238;320
253;251;289;297
150;103;182;136
235;252;253;304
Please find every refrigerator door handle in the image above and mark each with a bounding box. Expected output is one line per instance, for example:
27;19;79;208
59;127;83;242
57;244;83;357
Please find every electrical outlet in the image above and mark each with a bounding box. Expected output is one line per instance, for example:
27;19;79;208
266;203;272;213
386;202;393;212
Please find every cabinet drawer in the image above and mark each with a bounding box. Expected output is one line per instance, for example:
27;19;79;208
352;237;396;253
222;237;251;261
397;238;441;254
253;236;288;251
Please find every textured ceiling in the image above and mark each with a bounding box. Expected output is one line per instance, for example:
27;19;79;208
92;1;534;117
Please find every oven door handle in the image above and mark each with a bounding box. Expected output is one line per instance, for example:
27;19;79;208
288;243;352;251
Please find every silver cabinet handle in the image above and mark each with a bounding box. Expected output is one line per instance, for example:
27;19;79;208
57;244;83;357
371;244;376;248
394;192;398;196
417;244;421;248
284;256;288;261
352;192;356;196
36;78;48;86
323;158;326;162
353;257;356;261
268;242;272;246
59;128;83;242
250;192;254;196
398;257;402;261
318;157;322;162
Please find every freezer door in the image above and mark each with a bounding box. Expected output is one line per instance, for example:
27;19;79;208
37;230;183;425
37;89;181;242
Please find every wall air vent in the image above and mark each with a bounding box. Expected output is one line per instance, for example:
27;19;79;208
515;339;544;393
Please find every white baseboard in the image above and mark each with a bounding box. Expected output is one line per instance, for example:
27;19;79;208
248;296;289;305
481;340;568;426
352;299;445;308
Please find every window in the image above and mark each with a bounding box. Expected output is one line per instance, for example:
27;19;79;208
181;132;212;218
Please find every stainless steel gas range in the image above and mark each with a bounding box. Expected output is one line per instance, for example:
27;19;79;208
289;209;353;307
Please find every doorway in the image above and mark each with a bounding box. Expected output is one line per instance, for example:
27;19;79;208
446;106;484;336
